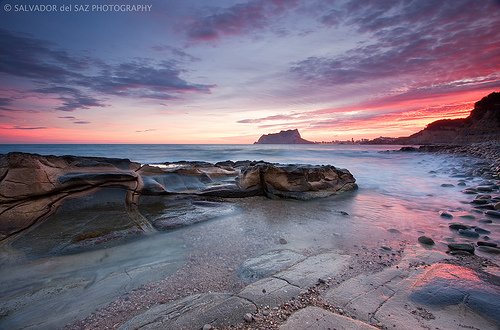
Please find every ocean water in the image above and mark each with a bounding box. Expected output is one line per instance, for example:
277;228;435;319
0;143;477;201
0;144;496;328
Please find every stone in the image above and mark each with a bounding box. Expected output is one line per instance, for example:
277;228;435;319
0;153;142;238
202;324;212;330
448;223;469;230
279;306;377;330
439;211;453;219
447;243;475;254
471;198;490;205
476;186;496;192
323;253;499;330
474;227;491;234
0;153;359;239
477;241;497;247
119;293;256;330
237;250;305;282
485;210;500;218
238;277;302;308
458;229;480;238
462;188;478;194
477;246;500;254
244;313;254;323
441;183;454;187
278;238;288;245
495;202;500;210
275;252;351;288
418;236;435;246
239;163;358;200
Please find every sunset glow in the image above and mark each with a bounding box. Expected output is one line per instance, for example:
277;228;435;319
1;0;499;143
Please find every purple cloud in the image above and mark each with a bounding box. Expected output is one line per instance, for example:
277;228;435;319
0;28;215;112
186;0;299;42
292;0;500;96
11;126;46;130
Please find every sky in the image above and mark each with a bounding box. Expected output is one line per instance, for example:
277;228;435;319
0;0;499;144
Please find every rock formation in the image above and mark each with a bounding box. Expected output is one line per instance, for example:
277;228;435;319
402;92;499;144
0;153;357;240
254;129;314;144
364;92;500;145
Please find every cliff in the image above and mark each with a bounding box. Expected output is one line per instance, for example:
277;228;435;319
365;92;500;145
402;92;499;144
255;129;314;144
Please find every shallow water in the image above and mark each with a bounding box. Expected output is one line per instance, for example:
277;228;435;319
0;144;498;328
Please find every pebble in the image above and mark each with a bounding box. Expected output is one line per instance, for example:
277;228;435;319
441;183;455;187
449;223;469;230
448;243;475;254
477;246;500;254
485;210;500;218
202;324;213;330
439;211;453;219
474;227;491;234
458;229;480;238
262;310;270;316
278;238;288;245
471;199;489;205
418;236;435;246
244;313;254;323
477;241;497;247
476;186;494;192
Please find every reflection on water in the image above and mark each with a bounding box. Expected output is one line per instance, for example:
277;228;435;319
0;145;497;328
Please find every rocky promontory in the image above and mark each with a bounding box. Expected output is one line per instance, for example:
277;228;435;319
254;129;314;144
0;152;357;240
366;92;500;145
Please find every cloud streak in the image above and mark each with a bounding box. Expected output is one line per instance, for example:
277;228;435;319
0;28;215;114
292;0;500;97
186;0;299;42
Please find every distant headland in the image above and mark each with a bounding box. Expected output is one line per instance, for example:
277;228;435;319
254;128;314;144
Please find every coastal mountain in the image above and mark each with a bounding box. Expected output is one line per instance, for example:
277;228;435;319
403;92;499;144
254;129;314;144
366;92;499;144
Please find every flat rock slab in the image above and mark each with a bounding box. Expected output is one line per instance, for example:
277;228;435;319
279;306;377;330
275;252;351;288
238;277;303;308
119;293;256;330
238;249;305;282
324;259;500;329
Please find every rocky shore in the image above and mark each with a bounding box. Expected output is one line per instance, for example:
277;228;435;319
1;149;499;330
0;152;357;242
399;141;500;180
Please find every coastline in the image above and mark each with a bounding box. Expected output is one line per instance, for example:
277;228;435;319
399;141;500;180
0;146;498;330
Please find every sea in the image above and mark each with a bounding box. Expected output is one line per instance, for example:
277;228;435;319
0;143;481;199
0;144;496;328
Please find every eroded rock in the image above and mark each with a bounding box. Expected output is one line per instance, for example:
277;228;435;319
0;153;357;240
